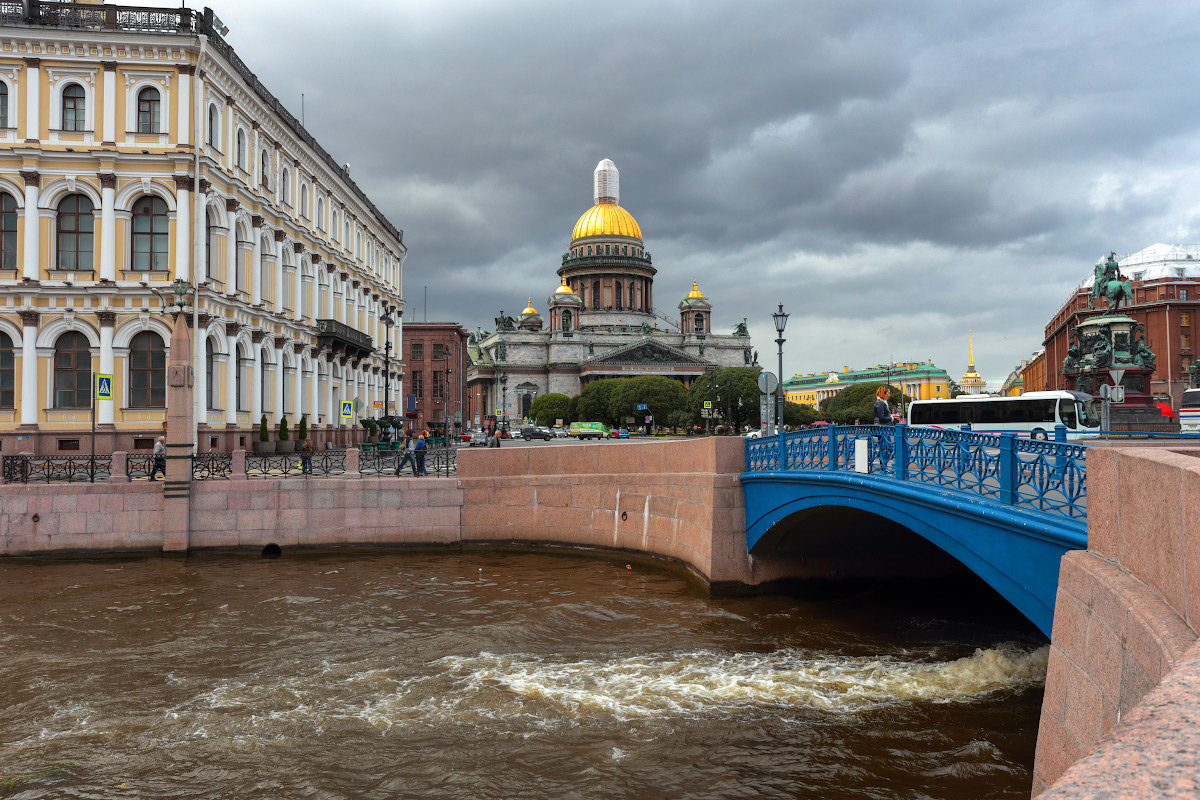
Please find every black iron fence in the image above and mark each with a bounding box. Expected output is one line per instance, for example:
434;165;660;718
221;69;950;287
127;453;156;480
191;452;233;481
245;450;346;478
2;2;194;32
2;454;112;483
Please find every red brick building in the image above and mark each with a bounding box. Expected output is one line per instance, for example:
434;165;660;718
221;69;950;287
1042;244;1200;407
400;323;469;434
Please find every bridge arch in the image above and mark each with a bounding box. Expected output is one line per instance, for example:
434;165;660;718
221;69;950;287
743;471;1086;636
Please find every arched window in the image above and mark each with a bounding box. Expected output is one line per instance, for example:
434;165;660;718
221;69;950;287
207;105;219;147
561;309;572;332
205;211;218;283
0;331;12;408
615;280;623;310
695;313;705;333
317;198;325;230
280;169;290;202
259;150;270;189
592;281;601;310
235;224;248;292
62;84;85;132
300;186;309;218
0;82;8;129
332;210;339;241
235;129;246;169
205;339;217;409
1;193;17;270
129;331;166;408
137;87;160;133
56;194;95;270
53;331;91;408
131;196;169;271
260;356;270;413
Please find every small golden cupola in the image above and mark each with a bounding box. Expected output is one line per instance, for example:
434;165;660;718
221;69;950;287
678;278;712;334
548;277;582;333
517;297;543;331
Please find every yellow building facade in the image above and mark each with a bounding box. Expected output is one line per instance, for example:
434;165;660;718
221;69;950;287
0;4;405;454
784;361;954;409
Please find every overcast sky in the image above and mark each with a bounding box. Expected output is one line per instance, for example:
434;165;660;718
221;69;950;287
186;0;1200;387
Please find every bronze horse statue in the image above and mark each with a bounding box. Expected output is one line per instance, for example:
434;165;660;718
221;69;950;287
1089;252;1133;312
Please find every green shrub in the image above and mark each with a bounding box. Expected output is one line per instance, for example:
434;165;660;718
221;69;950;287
259;414;269;442
279;415;289;441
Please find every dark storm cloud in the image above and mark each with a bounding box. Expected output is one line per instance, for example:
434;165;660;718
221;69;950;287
178;0;1200;384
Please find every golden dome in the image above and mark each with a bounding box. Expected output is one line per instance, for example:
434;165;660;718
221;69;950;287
521;297;538;316
687;280;705;299
555;276;574;294
571;202;642;241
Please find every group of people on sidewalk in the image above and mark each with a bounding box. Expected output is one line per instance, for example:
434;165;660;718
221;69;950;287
395;431;430;476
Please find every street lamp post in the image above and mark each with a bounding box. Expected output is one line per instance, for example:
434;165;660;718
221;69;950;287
499;373;508;432
772;303;789;432
380;305;394;418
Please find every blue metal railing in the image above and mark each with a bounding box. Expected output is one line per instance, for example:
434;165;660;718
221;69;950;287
745;424;1088;522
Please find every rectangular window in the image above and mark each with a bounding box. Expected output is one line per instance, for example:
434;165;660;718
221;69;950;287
411;370;423;397
411;343;423;361
132;437;155;450
57;439;81;451
1183;334;1191;350
1182;289;1190;301
433;371;445;400
1183;313;1192;326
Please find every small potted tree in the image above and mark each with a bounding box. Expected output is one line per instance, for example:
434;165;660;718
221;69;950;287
277;415;294;453
362;417;379;443
255;414;275;453
297;413;309;445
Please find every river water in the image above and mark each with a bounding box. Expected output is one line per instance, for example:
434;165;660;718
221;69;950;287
1;551;1047;799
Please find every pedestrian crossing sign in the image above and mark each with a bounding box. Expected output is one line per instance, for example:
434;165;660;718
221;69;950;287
340;401;353;420
703;401;712;409
96;374;113;401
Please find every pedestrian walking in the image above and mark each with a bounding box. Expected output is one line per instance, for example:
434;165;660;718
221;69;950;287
487;430;501;448
396;433;415;475
414;435;428;476
150;436;166;480
300;438;313;474
873;386;893;425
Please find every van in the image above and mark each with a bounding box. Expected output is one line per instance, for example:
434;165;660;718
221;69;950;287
1180;389;1200;433
568;422;610;440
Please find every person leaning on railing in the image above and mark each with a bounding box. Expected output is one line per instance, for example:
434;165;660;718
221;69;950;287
873;386;893;425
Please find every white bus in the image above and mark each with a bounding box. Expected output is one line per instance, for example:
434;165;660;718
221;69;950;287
1180;389;1200;434
907;391;1100;439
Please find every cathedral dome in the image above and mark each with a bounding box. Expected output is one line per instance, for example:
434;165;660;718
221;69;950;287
570;159;643;242
571;203;642;241
555;276;574;294
687;280;705;299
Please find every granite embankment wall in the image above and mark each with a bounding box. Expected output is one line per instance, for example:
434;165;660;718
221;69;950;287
1034;447;1200;798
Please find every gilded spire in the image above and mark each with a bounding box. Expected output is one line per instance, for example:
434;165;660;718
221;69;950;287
968;330;975;369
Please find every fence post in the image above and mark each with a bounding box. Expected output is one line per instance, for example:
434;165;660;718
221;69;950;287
827;424;837;471
893;423;908;480
111;451;129;485
231;449;247;481
345;447;361;477
999;432;1017;506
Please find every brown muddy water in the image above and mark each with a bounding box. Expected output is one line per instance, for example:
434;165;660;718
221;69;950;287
0;551;1047;799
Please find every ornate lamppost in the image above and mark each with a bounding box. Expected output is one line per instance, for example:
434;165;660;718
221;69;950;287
380;305;394;418
772;303;789;432
500;373;508;432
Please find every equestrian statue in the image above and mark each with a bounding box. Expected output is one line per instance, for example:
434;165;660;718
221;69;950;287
1089;252;1133;312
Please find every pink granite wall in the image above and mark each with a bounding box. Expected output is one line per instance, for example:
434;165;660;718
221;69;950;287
1034;447;1200;796
0;464;462;556
456;437;752;585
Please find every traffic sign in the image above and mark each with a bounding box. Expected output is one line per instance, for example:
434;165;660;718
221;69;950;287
95;374;113;401
1109;369;1126;386
645;415;652;423
373;400;383;409
757;372;778;394
340;401;353;419
703;401;712;409
637;404;648;411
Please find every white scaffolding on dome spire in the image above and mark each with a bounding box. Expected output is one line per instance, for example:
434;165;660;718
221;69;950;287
594;158;619;205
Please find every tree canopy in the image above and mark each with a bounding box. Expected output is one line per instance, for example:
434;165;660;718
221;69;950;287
528;393;571;426
818;382;912;424
685;368;764;430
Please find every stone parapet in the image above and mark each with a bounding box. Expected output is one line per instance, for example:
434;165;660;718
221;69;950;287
1034;446;1200;796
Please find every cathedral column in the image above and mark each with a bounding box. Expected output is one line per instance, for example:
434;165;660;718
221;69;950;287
97;311;116;425
98;173;117;282
20;171;39;281
176;64;192;146
23;58;40;142
224;322;239;426
250;216;263;306
250;331;264;422
174;176;193;283
273;231;286;315
224;198;238;293
19;311;38;426
100;61;116;144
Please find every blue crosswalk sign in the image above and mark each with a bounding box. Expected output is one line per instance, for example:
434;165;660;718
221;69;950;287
95;374;113;400
340;401;353;419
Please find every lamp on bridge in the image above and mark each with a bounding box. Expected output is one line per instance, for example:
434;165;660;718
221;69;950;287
772;303;789;432
499;373;508;429
380;305;395;418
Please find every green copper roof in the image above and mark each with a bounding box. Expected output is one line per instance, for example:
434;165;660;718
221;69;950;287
784;363;952;390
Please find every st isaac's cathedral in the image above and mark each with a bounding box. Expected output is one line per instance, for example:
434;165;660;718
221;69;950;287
466;159;755;424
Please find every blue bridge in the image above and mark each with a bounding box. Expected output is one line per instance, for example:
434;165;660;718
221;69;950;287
741;425;1088;636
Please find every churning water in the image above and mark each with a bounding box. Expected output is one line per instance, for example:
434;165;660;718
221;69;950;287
0;551;1046;799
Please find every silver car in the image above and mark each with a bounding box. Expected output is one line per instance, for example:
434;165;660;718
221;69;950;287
468;430;489;447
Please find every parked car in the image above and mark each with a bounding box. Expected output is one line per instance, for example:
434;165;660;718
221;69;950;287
468;430;489;447
521;425;553;441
